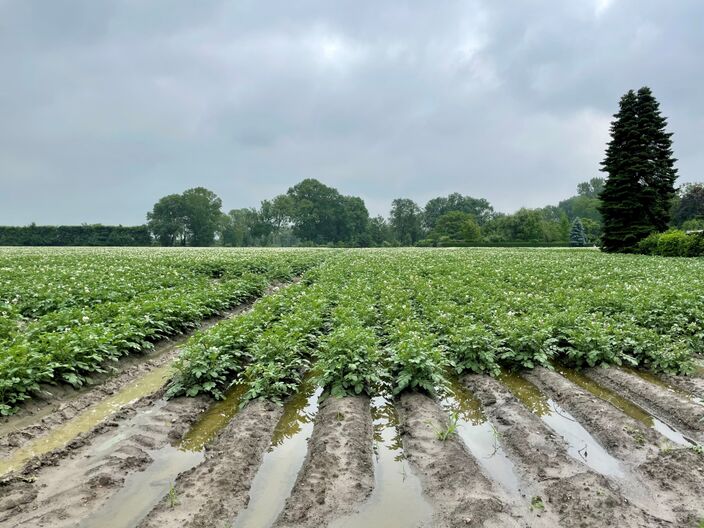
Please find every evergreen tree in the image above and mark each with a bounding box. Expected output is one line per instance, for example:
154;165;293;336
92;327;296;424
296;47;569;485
569;217;588;247
599;87;678;252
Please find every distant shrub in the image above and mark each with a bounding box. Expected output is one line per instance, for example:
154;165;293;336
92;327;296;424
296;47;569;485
637;230;704;257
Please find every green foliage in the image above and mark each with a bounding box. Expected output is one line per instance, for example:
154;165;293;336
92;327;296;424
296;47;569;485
389;198;424;245
637;230;704;257
147;187;223;247
600;87;678;252
0;248;325;413
569;218;588;247
0;225;151;246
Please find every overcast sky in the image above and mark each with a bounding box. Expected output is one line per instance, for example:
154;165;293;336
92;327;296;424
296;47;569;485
1;0;702;224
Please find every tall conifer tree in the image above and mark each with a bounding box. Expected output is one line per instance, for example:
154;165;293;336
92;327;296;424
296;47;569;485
599;87;677;252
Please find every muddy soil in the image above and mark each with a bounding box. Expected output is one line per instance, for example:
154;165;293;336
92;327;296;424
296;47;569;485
0;395;210;527
138;400;282;528
273;396;374;528
526;367;704;525
587;367;704;442
463;374;673;527
397;392;525;528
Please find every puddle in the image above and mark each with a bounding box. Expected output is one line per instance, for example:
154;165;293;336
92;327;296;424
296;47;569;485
439;379;522;497
330;396;433;528
232;376;322;528
622;366;704;407
76;383;247;528
498;371;625;478
555;365;697;447
0;363;174;477
180;383;249;451
78;446;203;528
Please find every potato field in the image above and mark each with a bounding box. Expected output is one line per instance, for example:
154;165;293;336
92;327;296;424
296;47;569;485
1;247;703;527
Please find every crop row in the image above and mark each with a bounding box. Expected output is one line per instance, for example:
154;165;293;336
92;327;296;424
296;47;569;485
170;249;704;406
0;249;327;414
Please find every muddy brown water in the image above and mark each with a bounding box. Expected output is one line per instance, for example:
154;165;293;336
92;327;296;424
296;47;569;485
555;365;696;446
233;377;322;528
75;384;249;528
498;371;626;478
0;363;173;477
329;396;433;528
439;378;522;497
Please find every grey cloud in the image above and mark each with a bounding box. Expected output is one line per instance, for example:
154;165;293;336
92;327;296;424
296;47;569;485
0;0;702;225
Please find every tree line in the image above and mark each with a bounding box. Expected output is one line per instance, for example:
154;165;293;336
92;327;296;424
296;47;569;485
143;175;703;248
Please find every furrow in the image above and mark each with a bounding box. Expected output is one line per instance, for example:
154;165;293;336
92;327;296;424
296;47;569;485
526;367;704;524
138;400;283;528
586;367;704;442
463;374;673;528
273;396;374;528
397;392;525;528
0;395;210;528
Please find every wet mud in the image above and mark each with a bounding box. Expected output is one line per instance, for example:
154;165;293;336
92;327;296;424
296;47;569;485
587;367;704;443
273;396;374;528
398;392;523;528
463;374;674;527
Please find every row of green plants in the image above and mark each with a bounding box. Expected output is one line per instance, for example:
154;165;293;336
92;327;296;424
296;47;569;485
0;249;327;414
168;249;703;408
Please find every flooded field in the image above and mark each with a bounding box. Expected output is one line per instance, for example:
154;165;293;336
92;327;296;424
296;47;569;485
2;356;703;528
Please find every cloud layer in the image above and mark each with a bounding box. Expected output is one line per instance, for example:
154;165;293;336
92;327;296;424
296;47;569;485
1;0;702;224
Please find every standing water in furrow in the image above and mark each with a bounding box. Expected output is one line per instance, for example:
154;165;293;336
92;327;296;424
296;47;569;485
233;376;322;528
498;370;625;478
77;383;249;528
0;362;174;477
555;364;697;446
439;378;522;497
330;396;433;528
622;366;704;407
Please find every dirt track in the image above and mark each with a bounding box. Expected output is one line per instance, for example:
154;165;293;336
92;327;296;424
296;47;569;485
1;361;703;527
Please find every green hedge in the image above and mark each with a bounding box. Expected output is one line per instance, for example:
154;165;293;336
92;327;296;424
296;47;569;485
637;230;704;257
0;225;152;246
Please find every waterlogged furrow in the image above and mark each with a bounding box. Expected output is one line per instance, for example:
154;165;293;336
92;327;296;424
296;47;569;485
587;367;704;443
552;365;694;446
0;396;210;528
233;380;322;528
439;378;522;497
497;370;626;478
398;392;522;527
464;374;667;527
0;363;173;477
330;396;433;528
138;399;283;528
75;384;249;528
525;367;704;525
273;396;374;528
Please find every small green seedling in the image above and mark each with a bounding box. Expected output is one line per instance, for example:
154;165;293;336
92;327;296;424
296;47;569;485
434;412;460;441
531;496;545;511
168;482;179;508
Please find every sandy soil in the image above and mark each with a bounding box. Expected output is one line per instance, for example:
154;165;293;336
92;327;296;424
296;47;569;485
0;394;210;527
526;367;704;525
273;395;374;528
2;361;704;528
397;392;526;528
138;400;282;528
587;367;704;442
463;374;674;528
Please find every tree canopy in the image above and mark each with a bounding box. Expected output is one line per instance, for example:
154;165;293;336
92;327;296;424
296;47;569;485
600;87;678;252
